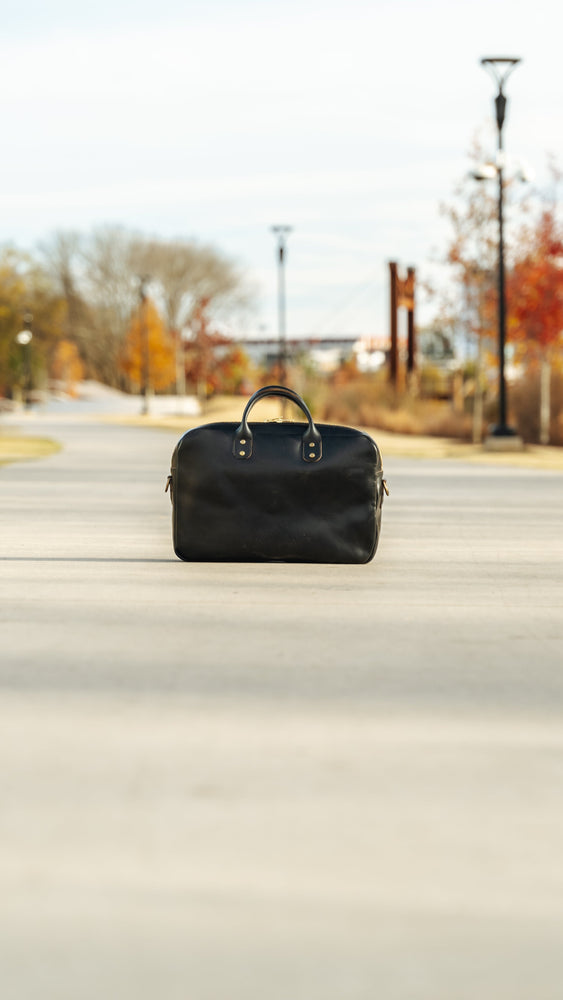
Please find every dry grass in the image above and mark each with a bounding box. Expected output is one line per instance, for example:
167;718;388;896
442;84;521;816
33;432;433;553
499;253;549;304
0;434;61;466
364;428;563;469
309;376;473;440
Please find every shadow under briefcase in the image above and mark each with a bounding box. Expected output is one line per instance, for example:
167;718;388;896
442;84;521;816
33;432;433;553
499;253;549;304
166;385;388;564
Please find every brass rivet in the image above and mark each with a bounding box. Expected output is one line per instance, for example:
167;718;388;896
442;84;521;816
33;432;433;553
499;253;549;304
239;450;245;456
240;438;246;444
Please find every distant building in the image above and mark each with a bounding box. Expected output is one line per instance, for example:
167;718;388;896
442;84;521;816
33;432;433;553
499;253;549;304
237;335;387;374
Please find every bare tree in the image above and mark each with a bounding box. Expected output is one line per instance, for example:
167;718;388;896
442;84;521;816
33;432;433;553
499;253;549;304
40;227;254;390
40;231;95;373
79;227;144;385
133;236;251;327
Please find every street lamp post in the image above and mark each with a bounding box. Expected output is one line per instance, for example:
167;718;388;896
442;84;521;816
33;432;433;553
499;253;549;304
271;226;292;386
480;56;521;438
138;274;151;416
15;312;33;408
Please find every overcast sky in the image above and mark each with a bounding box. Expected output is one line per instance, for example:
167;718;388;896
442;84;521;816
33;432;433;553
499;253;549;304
1;0;561;339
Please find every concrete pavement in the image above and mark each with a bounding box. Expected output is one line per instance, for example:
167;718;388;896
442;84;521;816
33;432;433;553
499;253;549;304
1;414;563;999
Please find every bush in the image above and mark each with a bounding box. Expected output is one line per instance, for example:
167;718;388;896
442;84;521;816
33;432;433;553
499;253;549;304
302;372;473;440
300;364;563;446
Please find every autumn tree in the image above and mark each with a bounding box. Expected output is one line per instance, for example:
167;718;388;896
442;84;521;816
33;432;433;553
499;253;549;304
50;340;85;394
215;343;253;395
129;235;253;396
434;143;506;439
0;251;27;392
181;296;251;400
508;207;563;353
0;248;66;397
437;140;502;351
120;294;175;397
507;205;563;442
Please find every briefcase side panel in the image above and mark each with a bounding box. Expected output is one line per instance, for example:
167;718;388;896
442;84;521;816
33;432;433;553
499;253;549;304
171;422;383;563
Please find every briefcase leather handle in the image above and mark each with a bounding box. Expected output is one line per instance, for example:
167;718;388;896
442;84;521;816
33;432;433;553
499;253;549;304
233;385;322;462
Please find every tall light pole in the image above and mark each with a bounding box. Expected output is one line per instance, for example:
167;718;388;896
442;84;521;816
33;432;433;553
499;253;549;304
138;274;151;415
271;225;292;385
480;56;521;438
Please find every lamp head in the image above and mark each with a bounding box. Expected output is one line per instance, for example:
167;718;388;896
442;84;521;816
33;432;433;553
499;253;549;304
471;164;498;181
480;57;521;92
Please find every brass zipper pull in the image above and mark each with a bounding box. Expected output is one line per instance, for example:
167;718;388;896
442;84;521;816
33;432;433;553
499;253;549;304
383;479;390;497
165;475;173;493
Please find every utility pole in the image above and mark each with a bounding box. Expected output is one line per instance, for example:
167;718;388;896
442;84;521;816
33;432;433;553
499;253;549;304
271;226;292;386
139;274;151;416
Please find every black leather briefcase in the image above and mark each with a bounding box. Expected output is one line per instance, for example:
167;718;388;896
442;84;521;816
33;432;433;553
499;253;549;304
166;385;387;563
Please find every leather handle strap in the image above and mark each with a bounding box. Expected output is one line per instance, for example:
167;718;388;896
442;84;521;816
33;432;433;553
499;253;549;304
233;385;322;462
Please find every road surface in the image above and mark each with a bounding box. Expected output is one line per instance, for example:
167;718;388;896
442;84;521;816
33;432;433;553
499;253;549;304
1;414;563;1000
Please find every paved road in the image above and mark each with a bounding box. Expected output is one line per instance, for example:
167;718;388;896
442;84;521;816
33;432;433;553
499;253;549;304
1;416;563;1000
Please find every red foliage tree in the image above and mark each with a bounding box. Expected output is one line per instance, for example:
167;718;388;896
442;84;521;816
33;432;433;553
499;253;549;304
507;207;563;356
183;297;251;397
507;205;563;442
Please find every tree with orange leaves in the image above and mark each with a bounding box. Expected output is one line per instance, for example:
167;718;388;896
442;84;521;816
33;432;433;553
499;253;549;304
50;339;84;394
120;295;175;395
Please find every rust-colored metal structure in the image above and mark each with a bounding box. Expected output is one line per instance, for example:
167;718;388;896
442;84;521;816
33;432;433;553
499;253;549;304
389;261;416;388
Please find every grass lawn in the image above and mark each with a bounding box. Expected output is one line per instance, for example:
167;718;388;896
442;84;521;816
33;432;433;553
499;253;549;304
0;434;61;466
